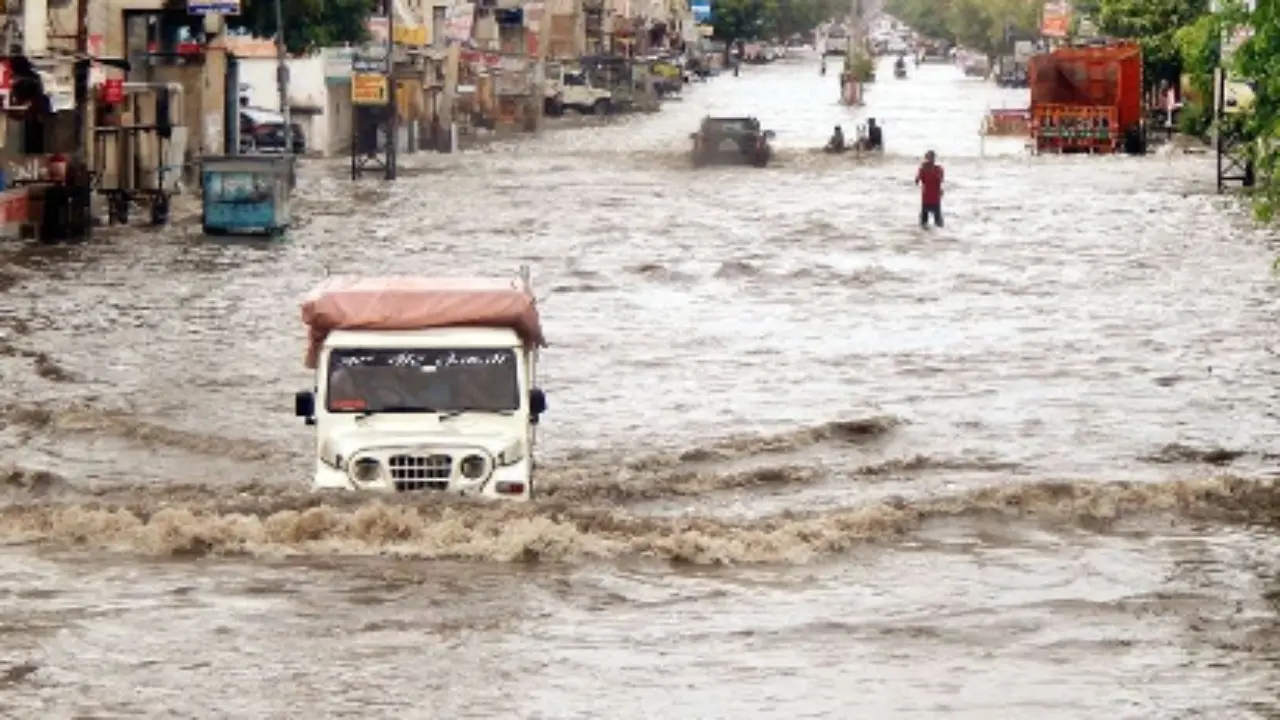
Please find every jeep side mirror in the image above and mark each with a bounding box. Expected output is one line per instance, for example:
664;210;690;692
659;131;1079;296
764;130;776;139
295;390;315;425
689;132;699;139
529;388;547;423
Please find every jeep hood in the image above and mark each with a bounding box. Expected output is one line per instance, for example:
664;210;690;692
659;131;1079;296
321;428;518;467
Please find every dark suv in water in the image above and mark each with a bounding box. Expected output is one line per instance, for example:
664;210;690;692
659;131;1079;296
690;116;775;168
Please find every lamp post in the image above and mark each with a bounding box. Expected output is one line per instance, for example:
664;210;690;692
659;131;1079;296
274;0;292;156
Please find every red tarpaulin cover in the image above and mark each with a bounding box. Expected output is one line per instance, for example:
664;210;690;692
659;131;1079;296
300;276;546;369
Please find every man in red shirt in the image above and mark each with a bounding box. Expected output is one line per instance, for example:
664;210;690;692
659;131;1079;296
915;150;944;228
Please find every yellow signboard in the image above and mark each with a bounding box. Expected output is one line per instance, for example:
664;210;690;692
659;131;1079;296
394;24;428;46
352;73;388;105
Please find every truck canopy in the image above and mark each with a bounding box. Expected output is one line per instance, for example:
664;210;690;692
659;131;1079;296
300;276;546;369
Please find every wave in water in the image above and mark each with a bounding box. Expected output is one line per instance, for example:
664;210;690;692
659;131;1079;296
0;474;1268;565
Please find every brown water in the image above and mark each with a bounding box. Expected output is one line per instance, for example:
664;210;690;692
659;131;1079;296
3;53;1280;718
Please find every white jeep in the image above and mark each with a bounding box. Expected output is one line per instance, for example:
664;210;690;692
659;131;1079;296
294;275;548;500
545;67;613;116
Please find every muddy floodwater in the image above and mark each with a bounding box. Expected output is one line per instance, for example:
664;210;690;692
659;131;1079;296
4;53;1280;718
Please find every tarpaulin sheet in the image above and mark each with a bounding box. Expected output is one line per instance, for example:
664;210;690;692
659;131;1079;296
301;276;546;368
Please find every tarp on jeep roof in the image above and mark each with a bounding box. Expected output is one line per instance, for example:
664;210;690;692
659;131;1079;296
300;276;546;369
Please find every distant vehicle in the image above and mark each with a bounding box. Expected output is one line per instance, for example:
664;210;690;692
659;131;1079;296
993;56;1029;87
918;43;952;64
963;56;990;78
543;66;613;115
824;25;850;56
644;55;685;95
690;116;775;168
995;68;1028;88
239;106;306;154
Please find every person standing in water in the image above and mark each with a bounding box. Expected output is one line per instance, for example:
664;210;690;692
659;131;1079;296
915;150;944;228
826;125;846;152
864;118;883;151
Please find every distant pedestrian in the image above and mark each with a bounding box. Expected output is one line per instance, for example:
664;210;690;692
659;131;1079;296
915;150;944;228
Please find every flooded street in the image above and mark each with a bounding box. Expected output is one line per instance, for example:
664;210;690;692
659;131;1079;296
5;52;1280;717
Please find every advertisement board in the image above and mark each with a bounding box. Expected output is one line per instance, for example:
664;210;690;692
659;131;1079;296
1040;0;1070;38
352;73;389;105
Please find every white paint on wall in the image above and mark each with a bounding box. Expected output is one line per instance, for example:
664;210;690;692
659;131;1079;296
23;0;48;56
237;55;362;156
204;112;223;155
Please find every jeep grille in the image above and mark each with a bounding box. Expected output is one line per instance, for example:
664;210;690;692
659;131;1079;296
389;454;452;483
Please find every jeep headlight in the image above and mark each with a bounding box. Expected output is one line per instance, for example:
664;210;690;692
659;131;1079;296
459;454;490;480
351;457;382;484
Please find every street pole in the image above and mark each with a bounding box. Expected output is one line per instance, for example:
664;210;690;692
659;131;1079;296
385;0;398;180
68;0;91;241
274;0;293;155
72;0;88;163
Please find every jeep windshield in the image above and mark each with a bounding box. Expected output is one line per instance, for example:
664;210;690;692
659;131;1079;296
326;348;519;414
704;119;758;134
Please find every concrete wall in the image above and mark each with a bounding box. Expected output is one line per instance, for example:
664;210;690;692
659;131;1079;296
234;51;437;158
202;43;227;156
47;0;112;53
98;0;168;59
237;56;328;112
237;55;342;156
326;82;354;155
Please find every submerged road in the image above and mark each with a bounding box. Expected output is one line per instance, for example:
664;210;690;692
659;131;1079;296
2;52;1280;717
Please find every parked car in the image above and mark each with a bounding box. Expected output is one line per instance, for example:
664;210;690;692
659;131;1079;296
690;116;775;168
239;106;306;154
543;68;613;116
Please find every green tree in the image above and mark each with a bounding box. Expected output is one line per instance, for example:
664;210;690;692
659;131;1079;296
886;0;1040;55
1094;0;1209;83
884;0;958;43
1170;11;1222;135
1234;1;1280;218
764;0;846;38
946;0;1040;57
712;0;769;42
228;0;375;54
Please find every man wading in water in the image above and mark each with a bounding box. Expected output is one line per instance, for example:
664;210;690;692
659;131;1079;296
915;150;944;228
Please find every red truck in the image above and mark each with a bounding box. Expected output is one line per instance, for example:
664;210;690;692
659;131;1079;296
1029;41;1144;154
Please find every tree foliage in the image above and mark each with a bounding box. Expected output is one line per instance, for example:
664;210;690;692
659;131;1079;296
884;0;1040;57
949;0;1041;57
711;0;767;42
1168;11;1222;134
711;0;846;42
767;0;848;38
883;0;956;44
1234;1;1280;219
228;0;374;54
1094;0;1209;82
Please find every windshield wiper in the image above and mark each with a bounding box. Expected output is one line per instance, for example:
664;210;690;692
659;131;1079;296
438;408;515;421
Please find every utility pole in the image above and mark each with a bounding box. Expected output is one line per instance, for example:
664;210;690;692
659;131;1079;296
274;0;293;155
72;0;88;163
350;0;398;180
65;0;92;242
385;0;397;180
